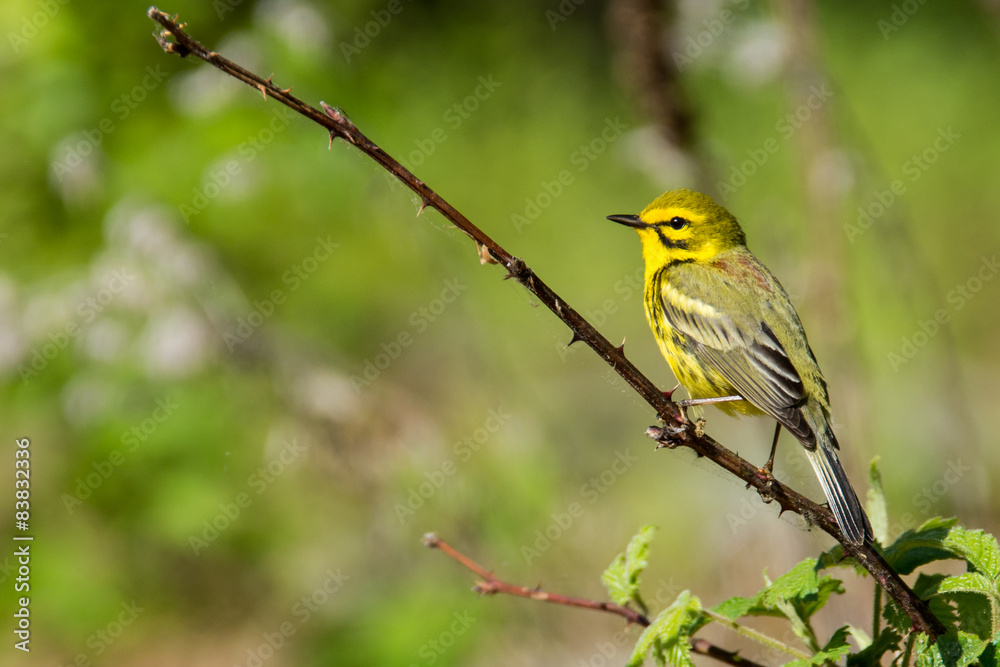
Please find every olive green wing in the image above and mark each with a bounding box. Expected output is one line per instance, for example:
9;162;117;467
658;259;816;445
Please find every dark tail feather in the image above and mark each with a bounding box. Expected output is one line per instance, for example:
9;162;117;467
804;442;872;545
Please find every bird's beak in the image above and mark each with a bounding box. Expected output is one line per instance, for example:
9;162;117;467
606;214;645;229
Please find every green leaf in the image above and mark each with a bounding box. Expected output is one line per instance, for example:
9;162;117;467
867;457;890;546
711;559;842;625
603;525;657;612
626;525;656;576
603;554;630;606
950;591;996;640
913;573;960;630
800;576;845;620
823;626;854;653
912;631;988;667
939;571;997;598
762;558;844;624
762;558;821;607
883;574;958;634
784;626;852;667
881;599;910;634
628;591;701;667
710;595;754;620
816;543;867;576
707;559;846;657
978;642;998;667
847;628;901;667
944;527;1000;581
934;569;998;637
913;573;948;597
882;517;959;575
710;594;781;620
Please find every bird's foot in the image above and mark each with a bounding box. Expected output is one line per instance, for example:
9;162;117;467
746;473;777;504
646;424;685;449
758;478;777;504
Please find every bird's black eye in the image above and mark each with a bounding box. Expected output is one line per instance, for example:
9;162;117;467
667;216;689;230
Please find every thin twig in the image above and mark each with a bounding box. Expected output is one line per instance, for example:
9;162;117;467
424;533;649;626
690;638;767;667
702;609;812;661
145;7;944;639
424;534;766;667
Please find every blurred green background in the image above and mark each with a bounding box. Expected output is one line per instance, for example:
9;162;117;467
1;0;998;664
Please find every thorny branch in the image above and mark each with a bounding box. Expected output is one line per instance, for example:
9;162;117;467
424;534;766;667
146;7;945;639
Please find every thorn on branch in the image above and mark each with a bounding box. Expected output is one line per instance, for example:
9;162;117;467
416;197;433;216
477;243;499;265
255;74;275;100
152;27;189;57
148;9;191;56
566;331;584;347
473;580;501;596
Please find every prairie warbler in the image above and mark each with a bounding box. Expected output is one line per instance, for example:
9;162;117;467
609;189;871;545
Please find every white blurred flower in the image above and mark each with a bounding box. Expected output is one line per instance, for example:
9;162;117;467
293;368;361;422
256;0;331;56
726;21;789;87
141;306;215;378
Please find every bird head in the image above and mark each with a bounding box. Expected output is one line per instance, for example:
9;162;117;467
608;189;747;268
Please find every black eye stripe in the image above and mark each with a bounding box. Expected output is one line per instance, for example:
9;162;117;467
654;227;689;250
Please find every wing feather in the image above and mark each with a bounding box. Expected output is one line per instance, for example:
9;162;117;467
659;259;815;443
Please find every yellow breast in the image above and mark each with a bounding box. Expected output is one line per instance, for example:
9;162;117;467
644;281;762;418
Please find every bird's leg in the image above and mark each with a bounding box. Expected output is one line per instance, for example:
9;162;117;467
676;394;744;421
676;395;744;408
762;422;782;475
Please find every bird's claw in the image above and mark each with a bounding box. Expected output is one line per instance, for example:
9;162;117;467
646;424;685;449
746;470;776;504
758;478;776;504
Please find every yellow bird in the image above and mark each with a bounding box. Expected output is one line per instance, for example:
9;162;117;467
609;189;871;545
